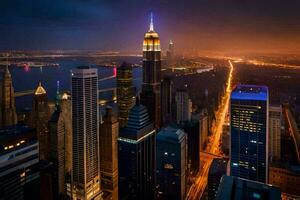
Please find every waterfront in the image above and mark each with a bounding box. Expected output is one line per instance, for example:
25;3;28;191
6;57;143;111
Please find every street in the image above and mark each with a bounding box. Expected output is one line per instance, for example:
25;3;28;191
186;60;234;200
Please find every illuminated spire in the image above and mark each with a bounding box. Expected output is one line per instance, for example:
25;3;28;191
149;12;154;32
35;82;47;95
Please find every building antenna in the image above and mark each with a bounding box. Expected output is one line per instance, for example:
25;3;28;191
149;12;154;32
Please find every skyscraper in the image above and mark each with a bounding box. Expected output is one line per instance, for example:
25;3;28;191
59;92;72;176
118;97;156;200
48;103;66;198
161;76;173;126
140;13;162;128
32;82;50;159
99;107;119;200
117;62;134;128
48;87;72;199
156;126;187;200
230;85;269;183
166;40;174;67
0;66;17;127
71;67;101;200
269;105;282;162
175;89;192;124
181;120;200;175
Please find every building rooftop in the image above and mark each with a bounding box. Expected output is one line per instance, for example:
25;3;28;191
208;158;228;176
120;97;154;141
71;67;98;78
216;175;281;200
157;126;186;143
231;84;268;101
60;92;71;100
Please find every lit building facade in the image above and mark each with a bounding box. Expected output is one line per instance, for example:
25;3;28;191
117;62;134;128
0;125;39;200
118;98;156;200
140;14;162;128
71;67;101;200
32;82;50;159
269;105;282;162
99;107;119;200
0;66;17;127
230;85;269;183
156;126;187;200
175;89;192;124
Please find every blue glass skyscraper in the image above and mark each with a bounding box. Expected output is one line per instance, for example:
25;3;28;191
230;85;269;183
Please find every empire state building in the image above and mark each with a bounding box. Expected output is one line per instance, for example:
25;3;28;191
140;14;162;128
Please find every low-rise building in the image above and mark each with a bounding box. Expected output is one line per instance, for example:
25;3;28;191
269;164;300;196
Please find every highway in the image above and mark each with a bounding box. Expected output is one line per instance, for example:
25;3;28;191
186;60;234;200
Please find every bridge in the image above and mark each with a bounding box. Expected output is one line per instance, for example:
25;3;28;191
15;87;117;97
14;75;142;98
15;90;35;97
283;104;300;164
14;75;118;98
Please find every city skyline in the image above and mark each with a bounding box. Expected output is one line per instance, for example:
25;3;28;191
1;1;300;54
1;2;300;200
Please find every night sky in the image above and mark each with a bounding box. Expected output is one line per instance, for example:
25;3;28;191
1;0;300;54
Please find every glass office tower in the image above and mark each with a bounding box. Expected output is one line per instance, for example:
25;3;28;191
230;85;269;183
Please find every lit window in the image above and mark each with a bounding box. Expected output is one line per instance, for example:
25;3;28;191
253;193;261;199
20;172;26;178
